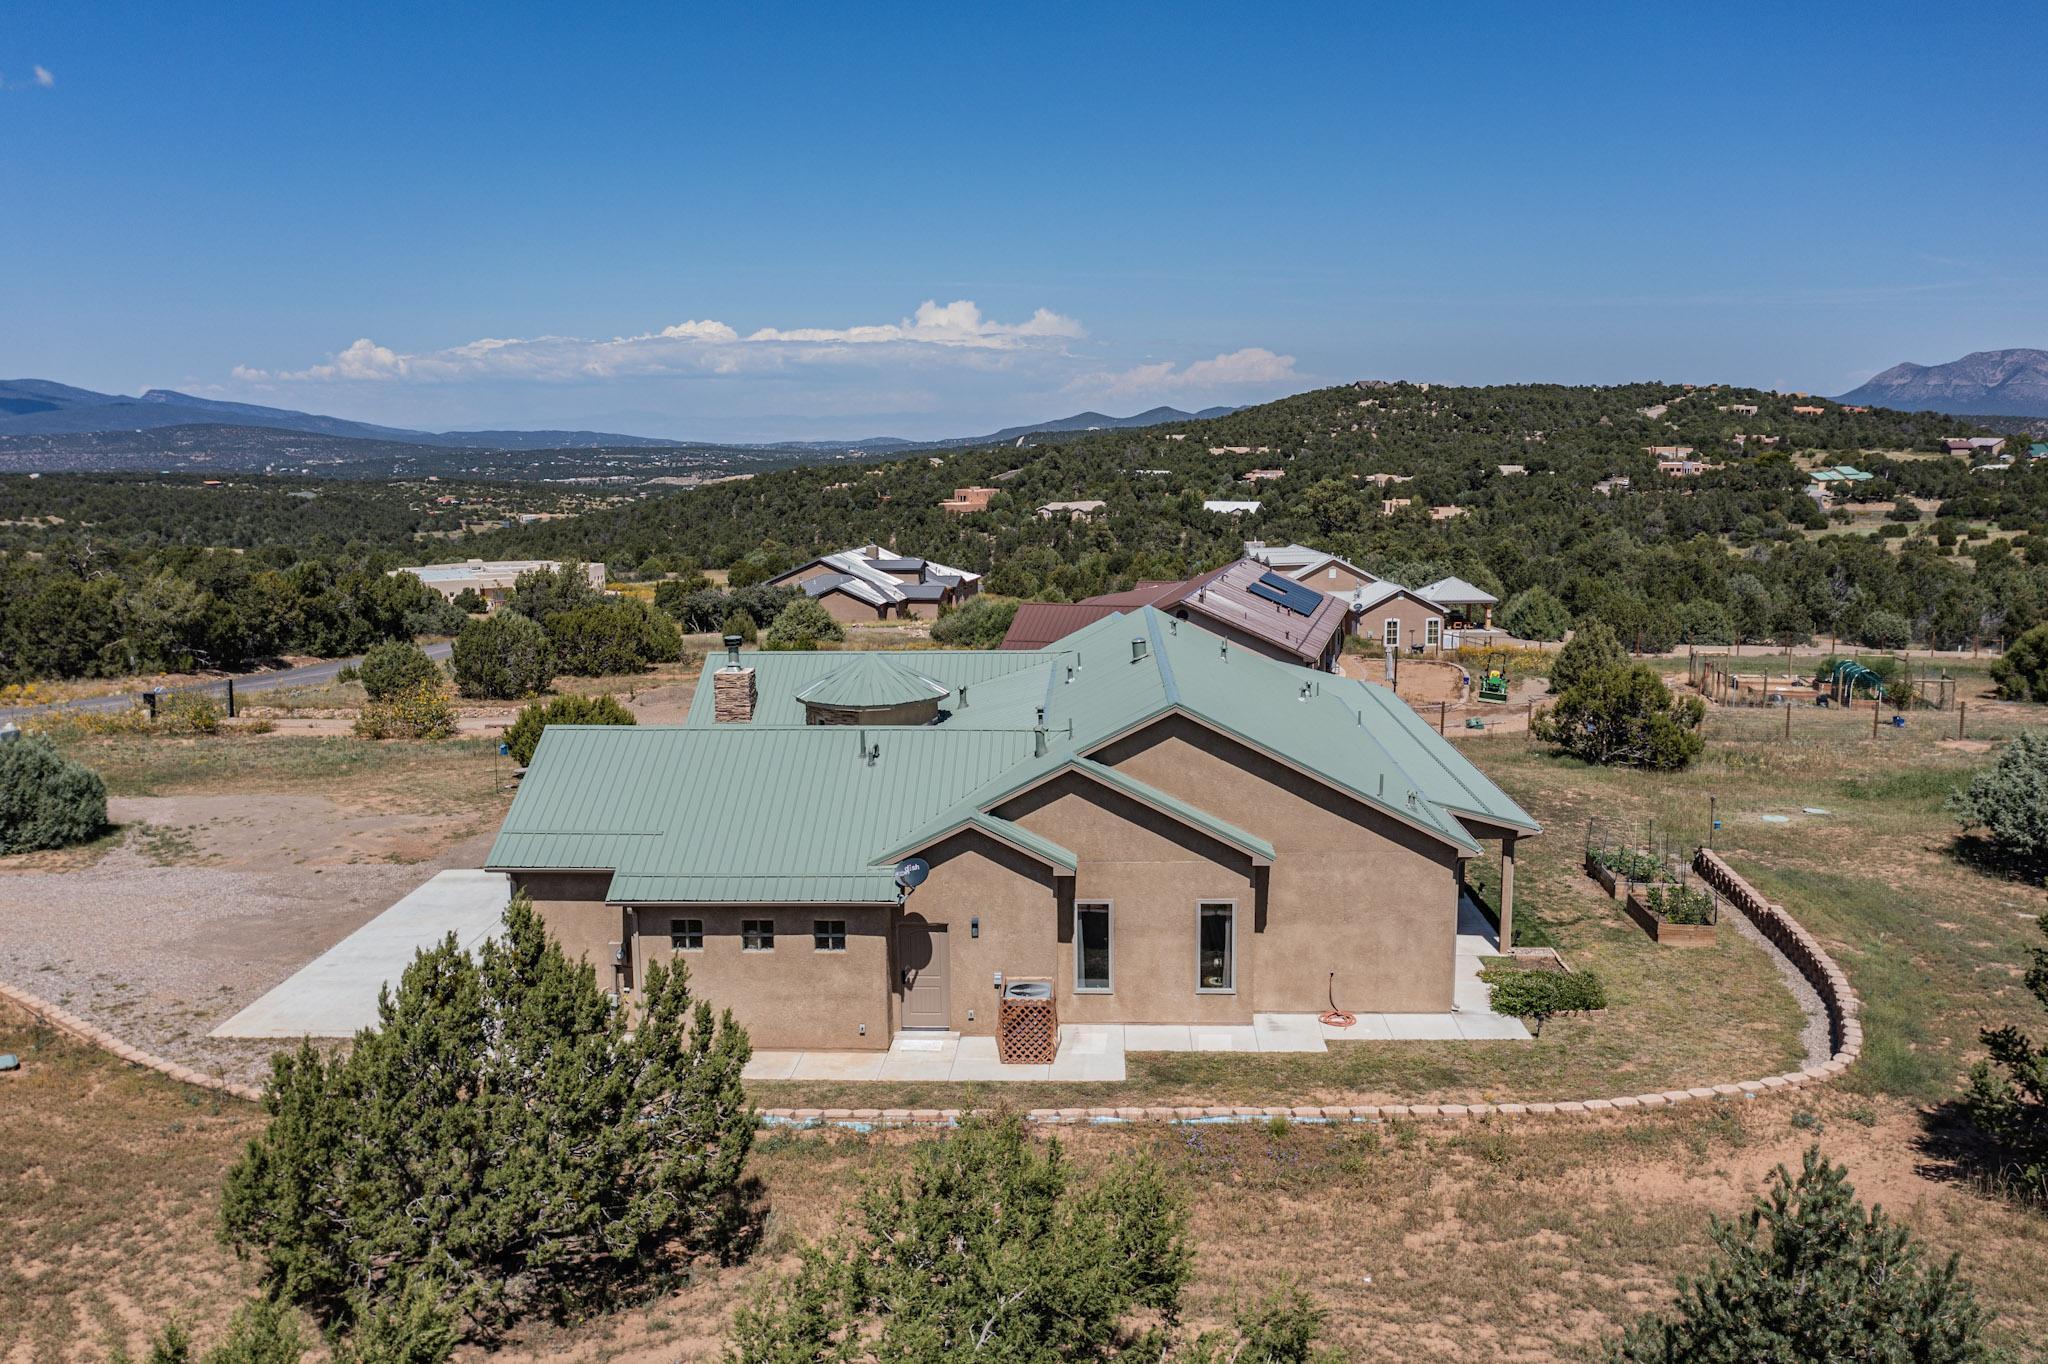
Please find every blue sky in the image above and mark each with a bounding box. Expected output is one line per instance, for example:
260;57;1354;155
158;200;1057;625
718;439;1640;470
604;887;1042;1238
3;2;2044;441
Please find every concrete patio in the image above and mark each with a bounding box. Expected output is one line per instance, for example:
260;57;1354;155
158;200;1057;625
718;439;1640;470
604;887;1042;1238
743;906;1529;1083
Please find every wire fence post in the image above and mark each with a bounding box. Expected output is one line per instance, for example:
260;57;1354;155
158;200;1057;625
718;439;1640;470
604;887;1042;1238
1958;701;1967;740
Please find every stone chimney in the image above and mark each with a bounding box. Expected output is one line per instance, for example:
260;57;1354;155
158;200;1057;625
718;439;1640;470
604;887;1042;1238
713;665;756;723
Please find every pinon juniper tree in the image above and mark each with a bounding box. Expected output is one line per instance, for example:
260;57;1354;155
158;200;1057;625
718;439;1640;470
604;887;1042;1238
221;895;753;1341
1609;1148;1991;1363
1965;913;2048;1198
726;1111;1341;1363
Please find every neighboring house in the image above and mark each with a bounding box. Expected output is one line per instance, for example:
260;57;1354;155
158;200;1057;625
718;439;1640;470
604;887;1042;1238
1944;437;2008;458
1004;560;1351;671
1417;576;1498;629
1731;434;1781;446
770;544;982;623
1807;465;1875;487
1036;499;1107;520
1718;403;1760;416
1361;472;1413;486
1207;445;1271;455
1203;499;1263;515
2031;442;2048;461
1382;497;1418;515
1242;468;1285;482
394;559;606;605
486;609;1539;1051
1646;445;1695;458
1791;404;1826;416
1243;541;1381;595
1592;476;1631;496
1657;457;1707;476
1350;580;1448;653
939;486;1000;513
1428;505;1467;521
1495;464;1527;477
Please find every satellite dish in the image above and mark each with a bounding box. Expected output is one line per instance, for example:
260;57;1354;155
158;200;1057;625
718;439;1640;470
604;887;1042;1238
894;857;930;894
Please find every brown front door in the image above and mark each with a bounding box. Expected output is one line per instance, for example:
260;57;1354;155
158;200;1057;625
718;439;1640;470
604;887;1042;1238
897;922;950;1029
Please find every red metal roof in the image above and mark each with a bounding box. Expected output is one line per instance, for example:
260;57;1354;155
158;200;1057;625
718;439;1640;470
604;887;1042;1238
1000;602;1129;650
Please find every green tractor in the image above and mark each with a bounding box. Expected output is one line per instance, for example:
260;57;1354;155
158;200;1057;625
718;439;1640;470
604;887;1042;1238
1477;651;1511;704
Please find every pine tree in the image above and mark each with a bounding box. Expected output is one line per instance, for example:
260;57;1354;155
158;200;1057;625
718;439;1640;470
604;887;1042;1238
726;1111;1338;1363
222;895;753;1341
1609;1148;1991;1363
1964;912;2048;1196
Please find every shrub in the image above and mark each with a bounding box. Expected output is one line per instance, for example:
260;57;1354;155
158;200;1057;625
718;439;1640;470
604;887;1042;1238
1964;913;2048;1200
116;1297;310;1364
1673;599;1736;647
929;596;1019;648
1991;622;2048;701
544;598;681;676
763;597;847;650
358;641;439;702
157;690;222;734
1478;964;1606;1033
1859;608;1912;650
450;611;555;699
726;1110;1338;1362
719;607;757;643
1534;663;1706;770
1646;883;1715;925
1547;618;1626;693
451;587;488;614
1607;1150;1992;1363
1948;730;2048;871
0;734;109;854
504;693;635;766
352;682;456;741
222;896;753;1340
1500;586;1571;642
502;562;600;623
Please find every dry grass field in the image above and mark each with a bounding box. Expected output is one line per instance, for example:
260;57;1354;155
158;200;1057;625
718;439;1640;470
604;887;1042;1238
8;676;2048;1361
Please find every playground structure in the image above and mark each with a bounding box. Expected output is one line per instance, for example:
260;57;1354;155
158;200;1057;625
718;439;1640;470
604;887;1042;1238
1477;651;1511;703
1820;660;1885;707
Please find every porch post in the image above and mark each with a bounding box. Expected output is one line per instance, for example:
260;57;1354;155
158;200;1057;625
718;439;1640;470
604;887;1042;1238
1498;834;1517;951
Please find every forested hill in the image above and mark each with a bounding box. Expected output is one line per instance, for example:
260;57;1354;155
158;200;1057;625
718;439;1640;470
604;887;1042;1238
465;380;2039;652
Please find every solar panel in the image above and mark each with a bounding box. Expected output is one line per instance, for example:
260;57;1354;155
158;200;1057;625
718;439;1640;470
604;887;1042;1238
1249;570;1321;616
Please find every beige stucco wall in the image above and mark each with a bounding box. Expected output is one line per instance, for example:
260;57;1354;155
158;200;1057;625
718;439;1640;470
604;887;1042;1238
997;774;1258;1025
1365;596;1448;650
1091;714;1462;1013
817;590;886;623
897;830;1061;1036
636;904;892;1051
512;872;625;990
1300;561;1377;595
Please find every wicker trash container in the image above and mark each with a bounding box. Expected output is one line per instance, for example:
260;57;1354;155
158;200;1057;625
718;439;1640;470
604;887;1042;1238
998;979;1059;1064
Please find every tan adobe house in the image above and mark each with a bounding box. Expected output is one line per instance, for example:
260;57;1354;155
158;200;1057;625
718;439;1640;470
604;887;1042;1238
939;486;1000;513
769;544;982;622
1001;559;1352;671
1351;580;1448;652
1243;541;1380;596
486;608;1538;1052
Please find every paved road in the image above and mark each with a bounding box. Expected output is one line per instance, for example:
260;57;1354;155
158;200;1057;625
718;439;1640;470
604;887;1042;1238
0;641;455;723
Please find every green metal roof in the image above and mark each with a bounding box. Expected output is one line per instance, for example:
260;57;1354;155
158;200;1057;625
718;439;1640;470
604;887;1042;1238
792;652;951;709
490;606;1539;902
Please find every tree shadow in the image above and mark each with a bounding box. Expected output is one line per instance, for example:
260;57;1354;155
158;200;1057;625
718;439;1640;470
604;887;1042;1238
1947;833;2047;887
1912;1099;2048;1209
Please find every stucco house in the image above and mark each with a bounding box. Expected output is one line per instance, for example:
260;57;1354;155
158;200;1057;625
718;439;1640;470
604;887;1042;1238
1350;580;1448;652
1243;541;1381;596
769;544;982;622
395;558;607;605
486;608;1538;1052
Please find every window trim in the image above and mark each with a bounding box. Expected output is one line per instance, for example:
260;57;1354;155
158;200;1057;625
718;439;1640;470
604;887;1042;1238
1425;616;1441;647
1383;616;1401;648
741;918;776;952
669;917;704;952
813;918;848;952
1195;901;1237;994
1074;900;1114;994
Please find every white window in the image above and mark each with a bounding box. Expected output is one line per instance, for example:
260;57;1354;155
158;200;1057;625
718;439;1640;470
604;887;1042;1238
1425;617;1441;647
1197;902;1236;993
1075;903;1113;993
1383;617;1401;648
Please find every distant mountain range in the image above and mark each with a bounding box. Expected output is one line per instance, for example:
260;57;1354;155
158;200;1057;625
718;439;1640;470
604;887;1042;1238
0;379;683;449
1834;348;2048;418
0;378;1235;455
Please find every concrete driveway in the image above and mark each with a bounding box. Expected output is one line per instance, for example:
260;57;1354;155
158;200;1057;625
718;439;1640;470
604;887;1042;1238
211;868;507;1038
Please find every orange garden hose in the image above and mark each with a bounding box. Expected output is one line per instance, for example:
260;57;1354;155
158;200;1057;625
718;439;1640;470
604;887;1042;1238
1319;970;1355;1029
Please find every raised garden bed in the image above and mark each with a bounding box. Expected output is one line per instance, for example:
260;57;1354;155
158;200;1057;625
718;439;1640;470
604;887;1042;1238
1622;885;1718;947
1583;850;1620;897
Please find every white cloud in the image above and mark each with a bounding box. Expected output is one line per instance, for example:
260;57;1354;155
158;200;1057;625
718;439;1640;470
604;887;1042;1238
33;65;53;87
234;299;1084;385
1067;347;1300;400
